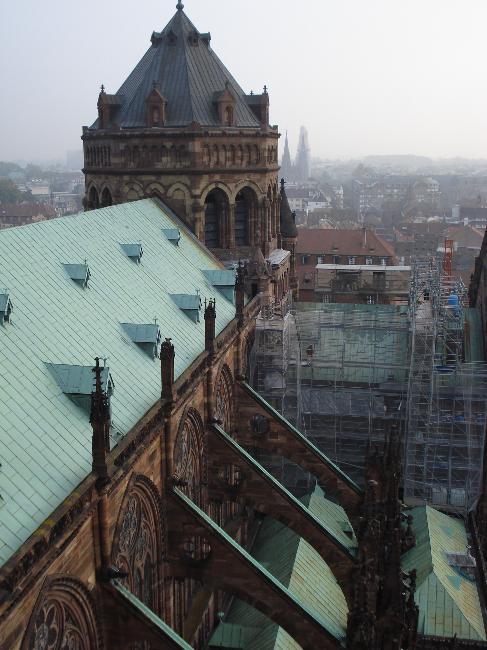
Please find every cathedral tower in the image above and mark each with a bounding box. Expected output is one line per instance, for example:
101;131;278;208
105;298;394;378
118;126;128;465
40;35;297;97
82;2;281;258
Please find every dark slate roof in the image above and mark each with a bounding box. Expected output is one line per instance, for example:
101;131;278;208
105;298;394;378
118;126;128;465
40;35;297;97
91;6;261;129
280;180;298;239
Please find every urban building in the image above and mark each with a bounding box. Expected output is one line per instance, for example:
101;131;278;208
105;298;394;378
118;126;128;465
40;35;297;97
352;176;441;222
296;228;399;302
0;202;56;229
285;186;332;213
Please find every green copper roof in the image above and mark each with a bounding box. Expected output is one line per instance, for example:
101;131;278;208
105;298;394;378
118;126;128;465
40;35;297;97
0;198;235;565
402;506;486;641
210;485;350;648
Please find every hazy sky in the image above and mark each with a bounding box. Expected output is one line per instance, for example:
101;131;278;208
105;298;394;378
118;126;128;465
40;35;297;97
2;0;487;162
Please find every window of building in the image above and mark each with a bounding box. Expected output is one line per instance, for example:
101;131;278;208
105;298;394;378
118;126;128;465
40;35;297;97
367;295;375;305
224;106;234;126
323;294;331;303
333;255;341;265
366;257;373;265
301;255;310;265
151;106;160;125
380;257;387;266
317;255;325;264
348;257;356;265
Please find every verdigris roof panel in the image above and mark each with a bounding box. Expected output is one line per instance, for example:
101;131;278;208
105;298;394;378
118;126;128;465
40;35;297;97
0;198;235;565
402;506;486;641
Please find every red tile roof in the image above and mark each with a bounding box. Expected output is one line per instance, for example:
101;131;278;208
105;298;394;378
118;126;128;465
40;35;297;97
296;228;396;259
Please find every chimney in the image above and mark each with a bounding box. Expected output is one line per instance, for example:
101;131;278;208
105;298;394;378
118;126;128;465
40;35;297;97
90;357;110;480
235;260;246;325
204;299;216;355
160;338;175;405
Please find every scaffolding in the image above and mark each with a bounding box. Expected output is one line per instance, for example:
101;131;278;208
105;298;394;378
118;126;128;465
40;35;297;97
404;261;487;512
250;300;411;487
291;303;410;484
250;262;487;507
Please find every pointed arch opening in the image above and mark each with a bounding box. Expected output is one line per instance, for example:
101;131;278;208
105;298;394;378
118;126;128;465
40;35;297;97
88;186;99;210
101;187;112;207
111;475;165;619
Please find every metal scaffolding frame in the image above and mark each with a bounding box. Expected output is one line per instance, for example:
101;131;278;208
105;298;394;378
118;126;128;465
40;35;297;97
404;261;487;512
250;263;487;509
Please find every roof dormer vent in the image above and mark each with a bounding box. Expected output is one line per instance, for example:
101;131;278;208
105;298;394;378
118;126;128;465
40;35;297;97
122;322;162;358
0;293;13;324
170;293;202;323
151;31;163;47
163;229;181;246
200;32;211;46
63;262;91;288
120;243;143;263
188;30;199;46
203;270;236;302
167;29;177;45
45;362;114;414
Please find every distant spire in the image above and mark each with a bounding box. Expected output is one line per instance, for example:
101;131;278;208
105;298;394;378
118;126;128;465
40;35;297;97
280;130;293;183
177;0;184;10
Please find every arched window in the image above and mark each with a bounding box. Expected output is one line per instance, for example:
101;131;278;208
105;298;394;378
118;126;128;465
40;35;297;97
224;105;234;126
88;186;99;210
151;105;160;125
235;189;250;246
215;365;234;431
204;188;229;248
101;187;112;207
112;476;164;618
21;578;101;650
172;409;208;637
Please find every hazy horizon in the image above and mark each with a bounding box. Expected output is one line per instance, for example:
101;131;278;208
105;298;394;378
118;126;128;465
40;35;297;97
2;0;487;162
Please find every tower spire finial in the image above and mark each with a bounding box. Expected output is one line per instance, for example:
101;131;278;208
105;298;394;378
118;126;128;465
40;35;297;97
177;0;184;10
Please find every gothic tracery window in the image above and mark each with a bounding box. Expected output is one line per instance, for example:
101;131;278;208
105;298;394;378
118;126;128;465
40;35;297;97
215;365;234;431
112;476;163;620
22;579;100;650
173;409;206;506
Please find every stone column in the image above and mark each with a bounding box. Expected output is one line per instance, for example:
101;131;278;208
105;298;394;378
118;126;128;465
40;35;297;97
228;202;235;249
192;200;205;242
